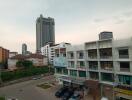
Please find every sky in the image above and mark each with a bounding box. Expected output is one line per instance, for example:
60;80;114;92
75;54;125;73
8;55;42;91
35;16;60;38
0;0;132;53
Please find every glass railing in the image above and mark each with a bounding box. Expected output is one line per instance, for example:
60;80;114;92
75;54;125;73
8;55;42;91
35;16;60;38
119;55;129;59
100;56;112;59
89;67;98;70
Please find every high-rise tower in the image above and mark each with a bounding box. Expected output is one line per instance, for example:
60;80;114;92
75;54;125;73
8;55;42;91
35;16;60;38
22;43;27;55
36;14;55;52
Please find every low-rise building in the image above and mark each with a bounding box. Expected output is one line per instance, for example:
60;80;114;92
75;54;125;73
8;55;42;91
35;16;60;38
8;54;48;70
0;47;9;69
54;32;132;100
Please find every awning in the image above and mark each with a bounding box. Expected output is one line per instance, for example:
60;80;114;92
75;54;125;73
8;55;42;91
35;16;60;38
59;76;85;85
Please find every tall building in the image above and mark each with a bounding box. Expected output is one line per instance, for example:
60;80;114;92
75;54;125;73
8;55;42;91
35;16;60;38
36;14;55;52
22;43;27;55
0;47;9;69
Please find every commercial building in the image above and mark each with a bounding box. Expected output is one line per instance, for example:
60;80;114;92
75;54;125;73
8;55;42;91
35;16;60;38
54;32;132;100
0;47;9;69
8;54;48;70
36;14;55;52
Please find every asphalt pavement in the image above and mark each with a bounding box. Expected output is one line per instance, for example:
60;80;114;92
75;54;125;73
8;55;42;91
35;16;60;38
0;75;59;100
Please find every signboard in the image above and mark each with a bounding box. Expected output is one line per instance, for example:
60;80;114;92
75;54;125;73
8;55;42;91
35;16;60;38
53;57;68;67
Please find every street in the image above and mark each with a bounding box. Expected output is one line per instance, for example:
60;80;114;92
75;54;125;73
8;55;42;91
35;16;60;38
0;75;59;100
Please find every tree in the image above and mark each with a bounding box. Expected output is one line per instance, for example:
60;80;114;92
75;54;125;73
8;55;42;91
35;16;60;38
16;60;33;69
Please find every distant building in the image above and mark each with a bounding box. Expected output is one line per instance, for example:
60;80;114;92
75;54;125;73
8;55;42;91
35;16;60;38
99;31;113;40
22;43;27;55
8;54;48;70
9;52;18;58
36;14;55;52
0;47;9;69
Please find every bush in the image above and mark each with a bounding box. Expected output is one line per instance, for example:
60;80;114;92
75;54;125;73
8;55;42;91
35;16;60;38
1;66;49;82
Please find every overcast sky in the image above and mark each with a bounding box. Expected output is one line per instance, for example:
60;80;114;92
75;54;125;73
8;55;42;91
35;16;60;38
0;0;132;53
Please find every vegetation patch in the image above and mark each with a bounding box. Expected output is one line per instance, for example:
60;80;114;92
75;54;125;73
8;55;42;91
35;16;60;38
37;83;52;89
0;97;5;100
1;66;51;82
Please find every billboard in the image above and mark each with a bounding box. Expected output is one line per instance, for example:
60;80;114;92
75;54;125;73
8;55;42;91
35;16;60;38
53;57;68;67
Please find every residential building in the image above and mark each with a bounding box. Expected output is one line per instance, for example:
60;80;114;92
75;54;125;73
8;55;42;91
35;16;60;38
0;47;9;69
22;43;27;55
41;42;55;64
9;52;18;58
54;32;132;100
36;14;55;52
8;54;48;70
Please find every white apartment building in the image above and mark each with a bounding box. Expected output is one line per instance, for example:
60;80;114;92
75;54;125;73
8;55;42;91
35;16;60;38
41;42;55;64
54;34;132;100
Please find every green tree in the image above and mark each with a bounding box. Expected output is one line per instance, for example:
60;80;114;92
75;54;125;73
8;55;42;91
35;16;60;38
16;60;23;68
22;60;33;69
16;60;33;69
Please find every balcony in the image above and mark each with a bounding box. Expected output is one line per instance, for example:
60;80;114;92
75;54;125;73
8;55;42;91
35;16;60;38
88;49;97;59
99;48;112;59
100;61;113;71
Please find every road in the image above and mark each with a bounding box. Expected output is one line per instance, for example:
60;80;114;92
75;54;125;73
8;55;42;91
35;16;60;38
0;75;60;100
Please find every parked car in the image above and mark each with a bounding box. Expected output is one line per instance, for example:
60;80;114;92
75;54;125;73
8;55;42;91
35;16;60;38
69;93;81;100
61;90;74;100
55;87;68;97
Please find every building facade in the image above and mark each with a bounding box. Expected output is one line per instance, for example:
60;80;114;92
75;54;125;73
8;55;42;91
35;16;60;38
36;14;55;52
54;33;132;100
0;47;9;69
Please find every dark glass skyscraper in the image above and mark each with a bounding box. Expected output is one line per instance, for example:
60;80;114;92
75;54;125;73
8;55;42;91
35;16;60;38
36;14;55;52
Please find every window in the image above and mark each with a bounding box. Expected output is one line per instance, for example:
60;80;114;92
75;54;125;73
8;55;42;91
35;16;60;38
70;70;77;77
79;71;86;77
120;62;130;72
63;69;68;75
119;49;129;58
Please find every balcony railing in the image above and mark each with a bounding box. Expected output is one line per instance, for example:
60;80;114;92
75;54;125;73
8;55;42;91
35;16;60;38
120;68;130;72
78;56;84;59
101;67;113;71
100;56;112;59
119;55;129;59
89;67;98;70
88;56;97;59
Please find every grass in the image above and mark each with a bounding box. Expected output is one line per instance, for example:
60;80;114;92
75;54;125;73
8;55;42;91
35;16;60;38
37;83;52;89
